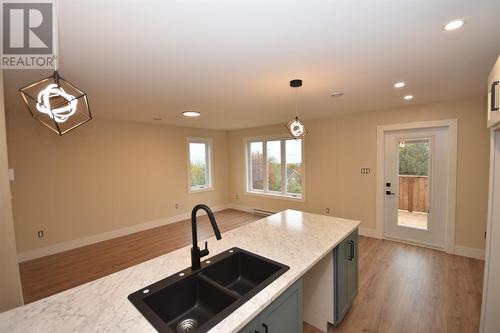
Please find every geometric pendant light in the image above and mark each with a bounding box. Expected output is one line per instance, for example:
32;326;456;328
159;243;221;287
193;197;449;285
18;1;91;136
285;79;307;140
19;71;91;135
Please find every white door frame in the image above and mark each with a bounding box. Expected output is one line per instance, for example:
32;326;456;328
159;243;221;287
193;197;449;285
376;119;458;253
480;123;500;332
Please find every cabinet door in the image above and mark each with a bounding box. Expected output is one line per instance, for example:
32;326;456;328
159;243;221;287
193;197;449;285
258;279;303;333
239;318;258;333
334;237;350;324
346;230;359;304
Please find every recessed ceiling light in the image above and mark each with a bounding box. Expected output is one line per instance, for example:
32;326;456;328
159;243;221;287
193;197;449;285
331;91;344;97
394;81;405;88
404;95;413;100
443;19;465;31
182;111;201;117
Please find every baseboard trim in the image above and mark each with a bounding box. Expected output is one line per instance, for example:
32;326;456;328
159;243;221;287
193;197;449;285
21;205;483;263
17;204;232;263
359;227;381;239
453;245;485;260
357;228;485;260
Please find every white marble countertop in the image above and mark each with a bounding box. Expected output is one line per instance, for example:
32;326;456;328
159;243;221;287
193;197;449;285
0;210;359;333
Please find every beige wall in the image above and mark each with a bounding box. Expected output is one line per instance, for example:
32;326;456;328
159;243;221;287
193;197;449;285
5;93;489;255
0;71;24;311
228;97;490;250
6;108;230;253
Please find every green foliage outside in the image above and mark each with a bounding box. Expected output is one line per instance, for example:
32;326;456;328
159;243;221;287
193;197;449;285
286;164;302;194
399;141;429;176
268;160;281;191
251;152;264;189
190;162;206;186
251;152;302;194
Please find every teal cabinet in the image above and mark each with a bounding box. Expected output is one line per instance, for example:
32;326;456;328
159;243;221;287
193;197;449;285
239;321;257;333
334;229;359;325
239;279;303;333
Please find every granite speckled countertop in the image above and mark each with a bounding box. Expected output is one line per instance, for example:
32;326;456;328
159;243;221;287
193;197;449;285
0;210;359;333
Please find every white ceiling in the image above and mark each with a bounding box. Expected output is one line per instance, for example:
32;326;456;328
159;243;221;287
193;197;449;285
4;0;500;130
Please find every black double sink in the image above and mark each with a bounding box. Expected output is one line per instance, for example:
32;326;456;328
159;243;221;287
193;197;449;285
128;248;289;333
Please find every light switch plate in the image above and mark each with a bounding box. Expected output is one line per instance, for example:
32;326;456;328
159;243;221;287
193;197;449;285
8;168;14;181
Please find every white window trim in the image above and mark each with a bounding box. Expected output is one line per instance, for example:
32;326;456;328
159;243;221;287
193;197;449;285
244;135;306;202
187;137;214;193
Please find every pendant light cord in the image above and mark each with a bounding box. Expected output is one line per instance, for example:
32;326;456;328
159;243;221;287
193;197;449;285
294;87;298;118
53;0;60;72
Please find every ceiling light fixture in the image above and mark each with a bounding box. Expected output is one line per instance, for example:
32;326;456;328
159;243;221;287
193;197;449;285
182;111;201;117
286;79;307;140
443;19;465;31
394;82;405;88
404;95;414;100
19;1;91;136
331;91;344;97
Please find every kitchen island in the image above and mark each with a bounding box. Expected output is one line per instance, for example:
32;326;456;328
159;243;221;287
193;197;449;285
0;210;359;332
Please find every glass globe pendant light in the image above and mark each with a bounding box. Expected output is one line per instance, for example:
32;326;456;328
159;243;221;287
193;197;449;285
19;1;91;136
286;79;307;140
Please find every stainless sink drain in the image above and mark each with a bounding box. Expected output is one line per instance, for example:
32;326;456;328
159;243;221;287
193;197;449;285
176;318;199;333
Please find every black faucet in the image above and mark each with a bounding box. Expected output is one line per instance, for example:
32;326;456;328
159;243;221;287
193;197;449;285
191;204;222;270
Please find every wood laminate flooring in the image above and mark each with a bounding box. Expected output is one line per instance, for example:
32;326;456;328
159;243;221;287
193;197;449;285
19;209;261;303
303;236;484;333
20;212;485;333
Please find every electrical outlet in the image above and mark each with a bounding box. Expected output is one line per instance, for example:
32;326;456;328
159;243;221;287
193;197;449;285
175;203;179;209
361;168;371;174
326;208;330;214
37;230;44;238
8;168;14;181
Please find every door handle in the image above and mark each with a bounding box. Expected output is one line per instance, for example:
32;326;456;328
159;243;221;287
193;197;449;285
262;323;268;333
348;240;355;260
492;80;499;112
385;191;396;195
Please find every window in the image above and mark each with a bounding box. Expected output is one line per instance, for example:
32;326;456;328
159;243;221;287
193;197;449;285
187;138;212;192
246;137;304;199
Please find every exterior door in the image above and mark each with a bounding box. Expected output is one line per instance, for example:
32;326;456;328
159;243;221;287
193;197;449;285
384;127;449;248
481;128;500;332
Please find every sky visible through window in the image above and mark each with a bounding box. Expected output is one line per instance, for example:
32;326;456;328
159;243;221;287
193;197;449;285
265;140;302;163
189;143;206;164
286;139;301;163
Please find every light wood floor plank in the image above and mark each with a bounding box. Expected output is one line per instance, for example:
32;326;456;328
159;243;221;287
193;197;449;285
304;236;484;333
19;209;261;303
20;214;485;333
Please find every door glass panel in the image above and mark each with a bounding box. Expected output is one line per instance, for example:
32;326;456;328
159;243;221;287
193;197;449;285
397;138;430;230
267;140;282;192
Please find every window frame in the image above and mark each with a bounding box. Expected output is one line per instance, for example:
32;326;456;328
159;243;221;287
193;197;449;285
187;137;213;193
244;135;305;201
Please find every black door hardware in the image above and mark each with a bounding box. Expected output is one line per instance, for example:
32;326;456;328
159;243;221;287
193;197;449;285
386;191;396;195
492;80;499;112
